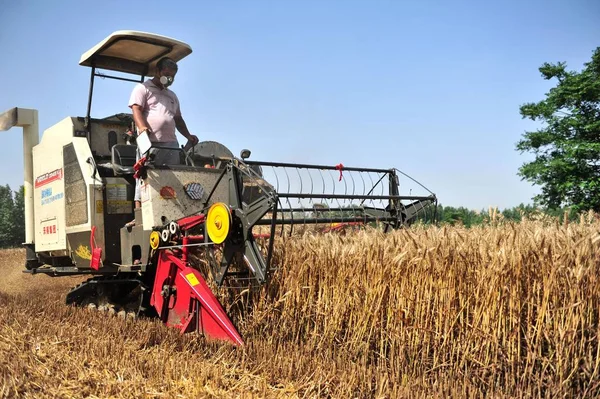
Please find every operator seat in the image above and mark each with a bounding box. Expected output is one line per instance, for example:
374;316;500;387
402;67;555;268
111;144;136;175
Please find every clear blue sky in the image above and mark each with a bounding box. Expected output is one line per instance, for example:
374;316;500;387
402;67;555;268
1;0;598;209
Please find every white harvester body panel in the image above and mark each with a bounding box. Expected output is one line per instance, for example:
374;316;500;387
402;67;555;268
140;168;230;230
30;116;137;265
32;117;76;252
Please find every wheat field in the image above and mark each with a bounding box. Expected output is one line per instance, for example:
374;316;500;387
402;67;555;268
1;217;599;398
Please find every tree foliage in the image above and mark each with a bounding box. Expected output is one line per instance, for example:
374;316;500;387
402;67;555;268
12;186;25;246
413;203;583;227
516;48;600;211
0;185;25;248
0;185;16;247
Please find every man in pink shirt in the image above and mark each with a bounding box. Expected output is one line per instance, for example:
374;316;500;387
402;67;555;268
129;57;199;208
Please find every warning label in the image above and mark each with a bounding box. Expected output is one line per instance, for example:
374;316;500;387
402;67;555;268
107;200;132;214
185;272;200;286
106;184;128;201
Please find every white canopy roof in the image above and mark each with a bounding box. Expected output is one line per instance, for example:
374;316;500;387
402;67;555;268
79;30;192;76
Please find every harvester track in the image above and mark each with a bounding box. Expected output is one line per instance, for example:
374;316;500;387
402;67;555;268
66;275;151;318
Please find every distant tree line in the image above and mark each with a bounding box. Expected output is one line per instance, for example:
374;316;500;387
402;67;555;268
0;185;25;248
415;203;585;227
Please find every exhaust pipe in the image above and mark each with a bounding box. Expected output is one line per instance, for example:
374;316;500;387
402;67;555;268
0;107;39;247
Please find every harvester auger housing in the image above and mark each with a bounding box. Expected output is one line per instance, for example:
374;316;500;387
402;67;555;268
2;31;437;346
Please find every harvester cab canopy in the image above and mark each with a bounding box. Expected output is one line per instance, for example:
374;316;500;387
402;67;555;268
79;30;192;129
79;30;192;76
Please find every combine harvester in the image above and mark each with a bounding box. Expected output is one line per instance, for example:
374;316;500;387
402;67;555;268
1;31;437;345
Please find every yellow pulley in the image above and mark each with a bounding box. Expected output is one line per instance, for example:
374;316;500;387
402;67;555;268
149;231;161;250
206;202;231;244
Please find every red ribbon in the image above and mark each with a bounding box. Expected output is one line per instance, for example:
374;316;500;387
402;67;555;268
133;156;147;179
335;163;344;181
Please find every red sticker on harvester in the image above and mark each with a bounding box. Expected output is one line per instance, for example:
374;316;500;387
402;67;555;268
160;186;176;199
35;169;63;188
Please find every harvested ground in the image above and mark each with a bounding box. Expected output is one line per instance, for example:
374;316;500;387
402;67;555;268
1;218;600;398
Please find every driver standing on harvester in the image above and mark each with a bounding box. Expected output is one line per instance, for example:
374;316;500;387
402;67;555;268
128;56;199;210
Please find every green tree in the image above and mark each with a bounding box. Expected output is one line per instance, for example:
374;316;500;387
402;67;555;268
0;185;16;248
516;48;600;212
12;185;25;246
434;205;485;227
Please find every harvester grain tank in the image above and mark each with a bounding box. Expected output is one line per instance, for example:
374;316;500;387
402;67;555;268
1;31;437;345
